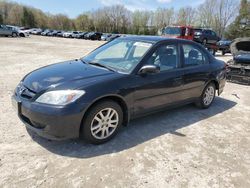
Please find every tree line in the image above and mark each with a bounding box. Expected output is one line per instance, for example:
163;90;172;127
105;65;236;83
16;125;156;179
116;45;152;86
0;0;249;39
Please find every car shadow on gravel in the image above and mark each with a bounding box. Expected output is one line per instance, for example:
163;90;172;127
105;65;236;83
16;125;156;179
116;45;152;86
27;97;236;158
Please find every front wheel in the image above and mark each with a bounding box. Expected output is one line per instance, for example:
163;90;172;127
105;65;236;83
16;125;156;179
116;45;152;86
195;83;216;109
81;100;123;144
202;38;207;45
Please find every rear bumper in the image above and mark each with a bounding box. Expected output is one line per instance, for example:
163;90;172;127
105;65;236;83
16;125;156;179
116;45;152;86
12;94;87;140
218;78;226;95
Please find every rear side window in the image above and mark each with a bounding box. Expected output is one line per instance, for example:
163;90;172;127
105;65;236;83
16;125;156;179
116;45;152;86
182;44;208;67
211;31;217;36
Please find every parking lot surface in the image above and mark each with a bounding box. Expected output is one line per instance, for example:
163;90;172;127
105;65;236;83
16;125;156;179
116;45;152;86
0;36;250;188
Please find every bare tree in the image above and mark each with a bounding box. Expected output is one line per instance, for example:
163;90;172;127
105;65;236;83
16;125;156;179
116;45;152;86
197;0;239;36
132;10;152;34
0;0;241;36
107;5;131;33
176;6;196;26
153;8;175;30
214;0;240;36
6;4;23;26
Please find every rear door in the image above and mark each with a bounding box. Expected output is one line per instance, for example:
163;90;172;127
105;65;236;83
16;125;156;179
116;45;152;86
180;43;211;100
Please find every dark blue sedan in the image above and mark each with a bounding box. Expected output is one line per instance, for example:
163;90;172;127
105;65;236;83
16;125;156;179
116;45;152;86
12;36;227;144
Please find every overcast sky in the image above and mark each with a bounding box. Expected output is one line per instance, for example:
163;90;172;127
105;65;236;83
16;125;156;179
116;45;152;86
13;0;206;18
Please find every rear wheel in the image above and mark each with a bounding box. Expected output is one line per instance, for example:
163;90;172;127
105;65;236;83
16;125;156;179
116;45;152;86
195;83;216;109
222;50;225;55
81;100;123;144
12;32;18;37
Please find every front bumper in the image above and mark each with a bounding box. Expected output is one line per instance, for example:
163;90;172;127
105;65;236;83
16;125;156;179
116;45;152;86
193;36;202;43
12;94;87;140
226;65;250;85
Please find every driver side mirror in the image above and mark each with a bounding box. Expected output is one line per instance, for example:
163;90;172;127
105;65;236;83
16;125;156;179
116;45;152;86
138;65;160;75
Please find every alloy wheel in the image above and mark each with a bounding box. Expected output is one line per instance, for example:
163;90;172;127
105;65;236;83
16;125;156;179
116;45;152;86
203;86;215;106
90;108;119;140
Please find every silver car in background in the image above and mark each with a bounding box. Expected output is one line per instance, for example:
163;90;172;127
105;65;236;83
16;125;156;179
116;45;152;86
0;24;19;37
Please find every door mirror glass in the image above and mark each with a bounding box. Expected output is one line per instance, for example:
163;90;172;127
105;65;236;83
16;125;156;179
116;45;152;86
139;65;160;74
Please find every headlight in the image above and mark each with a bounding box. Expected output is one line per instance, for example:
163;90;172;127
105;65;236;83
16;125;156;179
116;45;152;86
36;90;85;105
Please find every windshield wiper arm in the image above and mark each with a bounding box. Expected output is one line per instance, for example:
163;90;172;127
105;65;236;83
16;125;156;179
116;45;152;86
87;62;116;72
79;58;87;64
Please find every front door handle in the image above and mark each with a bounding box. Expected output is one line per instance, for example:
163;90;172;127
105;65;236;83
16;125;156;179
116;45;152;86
173;77;182;82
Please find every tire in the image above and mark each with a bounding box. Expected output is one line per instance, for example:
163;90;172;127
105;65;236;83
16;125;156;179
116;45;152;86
222;50;225;55
202;38;207;45
212;49;216;56
195;82;216;109
81;100;123;144
12;32;18;37
207;48;215;56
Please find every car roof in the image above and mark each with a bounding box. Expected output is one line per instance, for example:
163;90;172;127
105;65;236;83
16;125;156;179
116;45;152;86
119;36;188;43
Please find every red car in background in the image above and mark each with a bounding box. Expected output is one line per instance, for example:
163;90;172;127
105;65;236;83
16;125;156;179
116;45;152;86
162;26;194;41
162;26;219;55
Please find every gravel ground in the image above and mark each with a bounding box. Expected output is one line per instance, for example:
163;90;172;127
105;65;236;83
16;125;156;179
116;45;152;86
0;36;249;188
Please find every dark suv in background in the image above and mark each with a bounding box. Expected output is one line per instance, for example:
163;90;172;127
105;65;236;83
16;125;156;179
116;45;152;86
194;29;221;45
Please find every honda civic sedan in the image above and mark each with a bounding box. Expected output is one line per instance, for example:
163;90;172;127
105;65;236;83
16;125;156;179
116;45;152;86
12;36;226;144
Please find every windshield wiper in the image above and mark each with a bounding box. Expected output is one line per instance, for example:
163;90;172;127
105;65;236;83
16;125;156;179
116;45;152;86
79;58;87;64
87;62;116;72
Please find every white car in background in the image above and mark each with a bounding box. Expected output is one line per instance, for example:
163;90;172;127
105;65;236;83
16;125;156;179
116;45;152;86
63;31;79;38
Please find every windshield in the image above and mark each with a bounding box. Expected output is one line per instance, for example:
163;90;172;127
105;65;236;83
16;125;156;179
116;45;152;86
194;29;202;35
82;39;153;74
163;27;182;36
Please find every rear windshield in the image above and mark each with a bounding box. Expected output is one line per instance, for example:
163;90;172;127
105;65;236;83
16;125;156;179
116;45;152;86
163;27;182;36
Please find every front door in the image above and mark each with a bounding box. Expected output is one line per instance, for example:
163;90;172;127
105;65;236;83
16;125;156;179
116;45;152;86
133;43;185;116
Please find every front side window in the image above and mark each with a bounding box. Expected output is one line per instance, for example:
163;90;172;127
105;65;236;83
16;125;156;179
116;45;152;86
206;30;212;35
182;44;208;67
147;44;178;72
83;39;152;73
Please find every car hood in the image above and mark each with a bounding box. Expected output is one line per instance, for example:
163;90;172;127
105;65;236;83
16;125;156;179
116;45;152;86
230;37;250;56
22;60;116;93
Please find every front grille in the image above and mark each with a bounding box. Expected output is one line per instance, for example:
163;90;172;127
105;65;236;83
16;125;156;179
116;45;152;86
227;67;250;85
15;84;36;100
228;67;250;76
20;88;36;99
